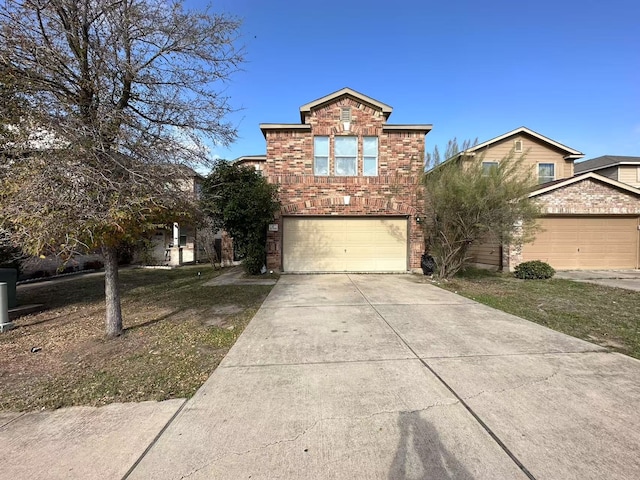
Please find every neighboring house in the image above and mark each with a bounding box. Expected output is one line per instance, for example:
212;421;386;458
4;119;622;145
518;174;640;269
456;126;584;184
234;155;267;175
146;170;237;267
574;155;640;188
147;170;203;266
460;127;640;270
256;87;432;272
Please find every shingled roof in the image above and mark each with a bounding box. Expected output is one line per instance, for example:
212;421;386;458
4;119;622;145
574;155;640;174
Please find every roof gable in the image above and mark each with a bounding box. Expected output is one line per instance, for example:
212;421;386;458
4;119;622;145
299;87;393;122
464;127;583;159
529;172;640;198
574;155;640;174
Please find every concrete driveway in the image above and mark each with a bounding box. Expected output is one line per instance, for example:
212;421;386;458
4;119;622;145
555;269;640;291
125;274;640;480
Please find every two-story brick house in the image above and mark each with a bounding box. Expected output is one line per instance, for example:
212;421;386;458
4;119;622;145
248;88;432;272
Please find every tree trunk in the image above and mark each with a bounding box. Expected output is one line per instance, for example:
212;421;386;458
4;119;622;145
103;245;123;337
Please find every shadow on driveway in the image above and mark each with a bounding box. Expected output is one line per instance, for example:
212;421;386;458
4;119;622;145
389;410;473;480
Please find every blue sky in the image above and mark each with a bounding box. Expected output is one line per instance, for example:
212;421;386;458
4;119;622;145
187;0;639;163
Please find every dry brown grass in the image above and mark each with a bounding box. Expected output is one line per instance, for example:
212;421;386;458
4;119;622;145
0;266;273;411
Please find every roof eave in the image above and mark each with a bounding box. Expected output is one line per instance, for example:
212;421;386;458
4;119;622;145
575;161;640;175
233;155;267;165
259;123;312;138
468;127;583;157
382;124;433;133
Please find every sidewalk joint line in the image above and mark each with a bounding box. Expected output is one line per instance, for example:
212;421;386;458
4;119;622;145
219;357;419;368
120;399;189;480
219;349;609;369
0;412;26;429
420;349;608;360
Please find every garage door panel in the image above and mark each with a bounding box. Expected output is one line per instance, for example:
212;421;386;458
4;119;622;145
523;217;639;270
283;217;408;272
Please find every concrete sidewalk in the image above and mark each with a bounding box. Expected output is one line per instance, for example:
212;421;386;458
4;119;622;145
125;274;640;479
555;269;640;291
0;400;185;479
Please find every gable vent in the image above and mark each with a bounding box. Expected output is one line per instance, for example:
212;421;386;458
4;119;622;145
340;107;351;122
514;139;523;152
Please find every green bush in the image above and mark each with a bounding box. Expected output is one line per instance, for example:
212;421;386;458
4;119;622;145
514;260;555;280
243;243;266;275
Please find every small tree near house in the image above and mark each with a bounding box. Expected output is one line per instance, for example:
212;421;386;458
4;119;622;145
422;141;540;278
0;0;243;337
200;161;280;275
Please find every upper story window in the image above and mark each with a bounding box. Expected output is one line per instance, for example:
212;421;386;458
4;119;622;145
313;135;378;176
538;163;555;184
334;136;357;176
482;161;498;176
363;137;378;176
314;136;329;175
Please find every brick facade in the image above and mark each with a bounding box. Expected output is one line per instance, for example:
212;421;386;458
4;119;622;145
535;178;640;215
260;89;431;272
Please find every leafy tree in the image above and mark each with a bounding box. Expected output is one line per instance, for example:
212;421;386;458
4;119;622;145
0;0;243;337
422;141;540;278
201;161;280;274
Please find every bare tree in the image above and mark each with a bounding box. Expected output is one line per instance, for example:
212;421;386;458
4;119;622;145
198;217;221;269
0;0;243;337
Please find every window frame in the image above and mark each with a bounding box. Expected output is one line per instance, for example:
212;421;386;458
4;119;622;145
538;163;555;184
313;136;329;176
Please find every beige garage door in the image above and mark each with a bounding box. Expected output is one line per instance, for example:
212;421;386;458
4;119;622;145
522;216;640;269
282;217;408;272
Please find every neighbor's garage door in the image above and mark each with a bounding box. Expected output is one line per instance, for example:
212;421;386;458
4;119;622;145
522;216;640;269
282;217;408;272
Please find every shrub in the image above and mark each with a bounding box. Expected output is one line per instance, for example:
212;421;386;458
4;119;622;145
514;260;555;280
243;243;265;275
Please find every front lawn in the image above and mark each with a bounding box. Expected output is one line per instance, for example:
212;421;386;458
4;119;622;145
437;269;640;359
0;266;274;411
